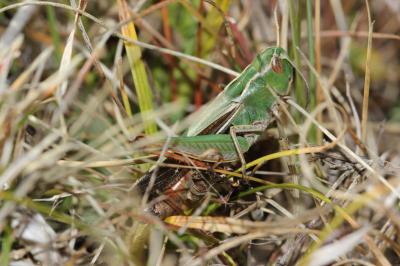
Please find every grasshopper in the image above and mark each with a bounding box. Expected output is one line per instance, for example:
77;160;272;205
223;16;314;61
169;47;293;171
137;47;294;216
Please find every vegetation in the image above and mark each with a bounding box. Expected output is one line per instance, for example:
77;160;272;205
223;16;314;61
0;1;400;265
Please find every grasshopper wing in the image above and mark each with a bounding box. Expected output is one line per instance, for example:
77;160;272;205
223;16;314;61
185;92;241;136
185;64;258;136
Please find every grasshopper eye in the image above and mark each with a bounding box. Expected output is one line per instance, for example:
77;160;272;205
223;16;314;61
271;55;283;73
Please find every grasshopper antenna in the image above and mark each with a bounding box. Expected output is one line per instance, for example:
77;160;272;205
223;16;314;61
273;4;309;107
274;3;280;47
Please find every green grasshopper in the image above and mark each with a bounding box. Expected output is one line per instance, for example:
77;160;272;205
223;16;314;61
137;47;295;217
168;46;293;173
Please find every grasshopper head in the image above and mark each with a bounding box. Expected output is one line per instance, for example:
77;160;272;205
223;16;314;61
253;47;293;96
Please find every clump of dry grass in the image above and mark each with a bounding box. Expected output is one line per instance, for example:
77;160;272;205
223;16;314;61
1;1;400;265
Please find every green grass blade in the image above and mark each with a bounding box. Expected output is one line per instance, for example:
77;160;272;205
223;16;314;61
306;0;317;142
1;225;12;266
289;0;306;109
201;0;231;56
45;6;62;64
117;0;157;135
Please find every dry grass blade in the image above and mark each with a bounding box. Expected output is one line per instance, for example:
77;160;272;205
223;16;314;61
288;99;400;200
320;30;400;41
309;226;371;266
1;1;399;265
166;216;251;234
315;0;322;143
10;47;53;91
361;0;373;144
300;178;399;266
0;1;239;76
0;3;37;59
165;215;320;235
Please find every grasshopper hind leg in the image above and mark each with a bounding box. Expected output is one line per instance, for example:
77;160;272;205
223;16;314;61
229;124;267;180
229;127;248;179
